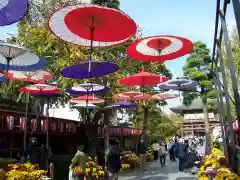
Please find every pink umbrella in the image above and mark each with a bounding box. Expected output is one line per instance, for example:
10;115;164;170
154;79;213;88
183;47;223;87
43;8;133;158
150;92;178;101
114;91;151;101
70;95;104;104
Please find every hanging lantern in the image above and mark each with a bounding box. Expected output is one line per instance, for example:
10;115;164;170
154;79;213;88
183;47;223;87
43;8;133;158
40;120;46;131
7;116;14;130
30;119;38;131
19;117;26;130
50;120;56;132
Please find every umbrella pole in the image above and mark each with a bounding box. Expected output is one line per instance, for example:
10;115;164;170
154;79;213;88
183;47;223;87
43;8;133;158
23;92;30;152
45;100;50;170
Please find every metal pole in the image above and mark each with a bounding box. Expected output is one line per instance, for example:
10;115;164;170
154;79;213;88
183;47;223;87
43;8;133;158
217;41;236;148
220;10;240;141
46;100;50;170
213;69;229;164
232;0;240;37
23;92;30;151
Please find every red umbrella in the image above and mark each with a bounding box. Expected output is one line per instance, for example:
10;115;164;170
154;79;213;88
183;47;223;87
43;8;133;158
70;95;104;104
114;91;151;101
120;69;167;86
127;35;193;62
6;70;54;83
49;4;137;47
20;84;61;94
150;92;178;100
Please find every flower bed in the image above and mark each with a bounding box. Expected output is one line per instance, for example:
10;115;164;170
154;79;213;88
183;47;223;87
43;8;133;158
198;148;240;180
120;151;140;169
0;162;47;180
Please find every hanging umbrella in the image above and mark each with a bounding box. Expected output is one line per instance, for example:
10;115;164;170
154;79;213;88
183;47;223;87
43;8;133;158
114;91;151;101
73;103;97;109
48;4;137;47
6;70;54;83
66;83;108;95
105;101;137;109
61;60;119;79
70;95;104;104
0;42;46;71
158;79;198;90
20;84;61;94
120;68;167;86
0;0;28;26
127;35;193;62
0;72;6;82
150;92;179;101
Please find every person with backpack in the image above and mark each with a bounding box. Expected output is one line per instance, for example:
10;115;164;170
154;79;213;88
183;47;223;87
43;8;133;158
106;142;121;180
176;140;189;172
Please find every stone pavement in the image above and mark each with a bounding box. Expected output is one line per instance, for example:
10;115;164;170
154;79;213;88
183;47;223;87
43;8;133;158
119;145;204;180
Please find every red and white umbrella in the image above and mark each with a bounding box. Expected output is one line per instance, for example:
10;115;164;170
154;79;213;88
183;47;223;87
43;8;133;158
70;95;104;104
20;84;61;94
6;70;54;83
127;35;193;62
49;4;137;47
150;92;178;101
114;91;151;101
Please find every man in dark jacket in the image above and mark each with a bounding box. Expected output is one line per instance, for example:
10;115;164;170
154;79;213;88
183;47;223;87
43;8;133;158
176;140;189;171
107;143;121;180
137;137;146;175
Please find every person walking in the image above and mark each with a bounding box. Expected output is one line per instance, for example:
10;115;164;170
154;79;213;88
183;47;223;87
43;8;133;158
159;142;166;167
106;142;121;180
168;141;174;161
152;140;159;162
176;140;189;172
137;137;147;175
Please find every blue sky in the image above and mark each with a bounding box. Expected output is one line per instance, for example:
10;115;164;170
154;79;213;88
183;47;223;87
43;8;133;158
0;0;237;118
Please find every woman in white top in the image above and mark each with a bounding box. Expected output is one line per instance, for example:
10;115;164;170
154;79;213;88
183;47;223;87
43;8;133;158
152;140;159;162
159;142;166;167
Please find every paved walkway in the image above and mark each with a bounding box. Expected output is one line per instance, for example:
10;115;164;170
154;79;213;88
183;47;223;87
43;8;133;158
119;145;204;180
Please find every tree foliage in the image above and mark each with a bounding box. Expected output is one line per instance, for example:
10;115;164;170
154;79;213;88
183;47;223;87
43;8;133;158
183;42;216;106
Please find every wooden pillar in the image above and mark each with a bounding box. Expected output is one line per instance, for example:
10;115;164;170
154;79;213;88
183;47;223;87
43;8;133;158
50;163;54;180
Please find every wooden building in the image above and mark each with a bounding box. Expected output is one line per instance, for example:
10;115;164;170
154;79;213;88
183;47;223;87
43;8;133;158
170;99;220;136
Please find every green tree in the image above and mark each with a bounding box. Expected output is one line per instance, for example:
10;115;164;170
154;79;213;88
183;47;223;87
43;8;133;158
91;0;120;9
183;41;216;154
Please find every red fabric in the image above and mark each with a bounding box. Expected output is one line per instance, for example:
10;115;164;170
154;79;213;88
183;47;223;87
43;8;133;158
6;71;54;83
64;6;136;42
233;119;239;132
120;70;168;86
114;91;151;100
127;35;193;62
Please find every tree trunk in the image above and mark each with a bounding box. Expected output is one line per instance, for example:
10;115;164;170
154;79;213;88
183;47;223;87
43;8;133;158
203;104;211;155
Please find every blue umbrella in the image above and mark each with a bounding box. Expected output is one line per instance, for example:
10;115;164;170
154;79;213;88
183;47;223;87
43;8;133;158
105;101;137;109
0;42;46;71
158;79;198;91
0;0;29;26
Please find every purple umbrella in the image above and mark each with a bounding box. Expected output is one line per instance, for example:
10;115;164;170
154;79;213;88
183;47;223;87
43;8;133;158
66;83;109;95
0;0;28;26
61;60;119;79
158;79;198;90
105;101;137;109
